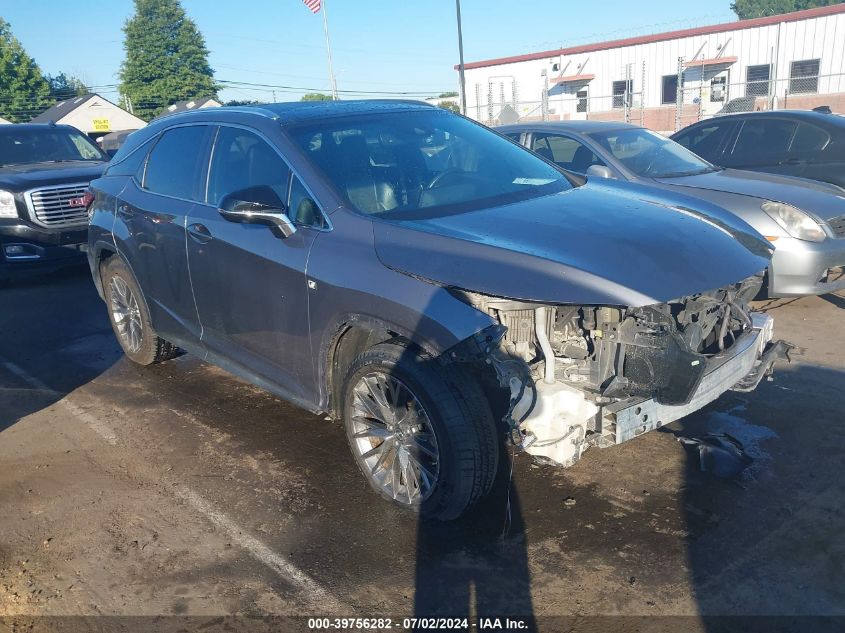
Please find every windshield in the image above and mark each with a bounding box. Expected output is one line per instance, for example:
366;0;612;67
287;109;572;218
0;127;108;166
588;127;716;178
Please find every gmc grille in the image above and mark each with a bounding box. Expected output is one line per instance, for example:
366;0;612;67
828;214;845;239
25;184;90;228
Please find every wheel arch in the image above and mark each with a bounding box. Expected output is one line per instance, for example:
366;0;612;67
90;240;118;299
320;314;439;419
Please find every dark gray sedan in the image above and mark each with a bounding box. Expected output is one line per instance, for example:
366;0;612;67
500;121;845;297
671;110;845;190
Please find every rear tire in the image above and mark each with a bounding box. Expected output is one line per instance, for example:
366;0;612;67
341;341;498;521
101;257;179;365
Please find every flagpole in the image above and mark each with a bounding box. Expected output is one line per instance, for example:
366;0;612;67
321;0;339;100
455;0;467;115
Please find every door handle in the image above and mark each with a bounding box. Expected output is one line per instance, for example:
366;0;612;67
780;157;805;166
117;204;132;219
187;223;213;244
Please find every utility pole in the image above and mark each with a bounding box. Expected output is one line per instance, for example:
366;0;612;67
455;0;467;115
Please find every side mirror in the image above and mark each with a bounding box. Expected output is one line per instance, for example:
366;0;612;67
218;188;296;238
586;164;615;180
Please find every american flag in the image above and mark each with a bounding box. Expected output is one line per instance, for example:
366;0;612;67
302;0;321;13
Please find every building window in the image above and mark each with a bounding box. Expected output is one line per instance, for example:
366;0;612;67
790;59;820;94
746;64;771;97
612;79;632;108
662;75;678;105
576;89;587;112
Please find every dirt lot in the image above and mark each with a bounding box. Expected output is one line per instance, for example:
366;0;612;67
1;266;844;632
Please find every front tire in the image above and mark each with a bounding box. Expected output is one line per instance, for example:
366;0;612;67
342;342;498;521
101;257;179;365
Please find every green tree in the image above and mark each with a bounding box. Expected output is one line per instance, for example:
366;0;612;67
300;92;333;101
225;99;260;106
731;0;839;19
0;18;52;122
46;73;87;100
437;91;459;98
119;0;218;120
439;100;461;113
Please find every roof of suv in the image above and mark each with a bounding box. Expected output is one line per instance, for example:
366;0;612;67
153;99;436;126
499;120;636;135
0;123;80;133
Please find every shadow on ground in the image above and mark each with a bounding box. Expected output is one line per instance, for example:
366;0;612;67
673;362;845;632
0;265;120;431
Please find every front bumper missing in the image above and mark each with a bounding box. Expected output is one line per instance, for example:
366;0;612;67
604;313;784;445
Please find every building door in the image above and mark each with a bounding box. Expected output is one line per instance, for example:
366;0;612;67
701;69;730;116
573;89;588;120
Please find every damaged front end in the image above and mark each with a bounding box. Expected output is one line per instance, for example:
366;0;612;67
447;274;791;467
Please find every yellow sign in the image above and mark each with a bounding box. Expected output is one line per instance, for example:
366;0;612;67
92;118;111;132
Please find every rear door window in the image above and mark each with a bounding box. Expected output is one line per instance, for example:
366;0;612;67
729;118;797;165
143;126;210;200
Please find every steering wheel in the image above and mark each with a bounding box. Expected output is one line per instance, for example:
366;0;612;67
425;168;465;190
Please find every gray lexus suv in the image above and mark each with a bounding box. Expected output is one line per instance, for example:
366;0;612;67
87;101;788;520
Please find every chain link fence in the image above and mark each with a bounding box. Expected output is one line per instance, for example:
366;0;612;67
476;67;845;133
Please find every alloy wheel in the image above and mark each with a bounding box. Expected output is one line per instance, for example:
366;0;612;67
349;372;440;505
109;275;143;354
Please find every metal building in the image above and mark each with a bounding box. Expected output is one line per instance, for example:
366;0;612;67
458;4;845;132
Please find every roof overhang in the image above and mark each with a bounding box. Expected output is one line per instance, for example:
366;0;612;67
551;74;595;85
683;56;738;68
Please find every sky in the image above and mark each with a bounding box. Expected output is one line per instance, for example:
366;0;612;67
2;0;737;104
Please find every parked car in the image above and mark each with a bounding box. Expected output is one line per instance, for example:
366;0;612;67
501;121;845;297
671;110;845;190
88;101;787;519
0;123;109;281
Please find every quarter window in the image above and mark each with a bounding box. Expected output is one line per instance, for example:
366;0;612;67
207;127;291;207
288;176;325;228
790;59;820;94
105;138;154;178
790;122;830;152
143;126;209;200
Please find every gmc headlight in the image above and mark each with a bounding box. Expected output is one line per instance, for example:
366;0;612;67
0;190;17;218
761;201;826;242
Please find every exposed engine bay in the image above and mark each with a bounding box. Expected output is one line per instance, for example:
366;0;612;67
450;274;791;467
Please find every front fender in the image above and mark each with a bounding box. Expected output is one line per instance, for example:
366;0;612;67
306;210;496;410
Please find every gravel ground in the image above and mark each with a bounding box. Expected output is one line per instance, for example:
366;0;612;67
1;266;844;632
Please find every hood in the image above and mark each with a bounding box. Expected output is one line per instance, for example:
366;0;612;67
654;168;845;222
373;180;772;307
0;161;107;192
